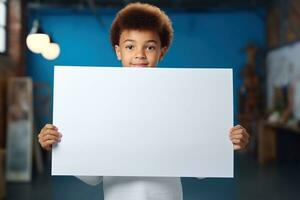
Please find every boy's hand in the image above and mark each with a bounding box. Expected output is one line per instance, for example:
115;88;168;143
229;125;249;150
38;124;62;151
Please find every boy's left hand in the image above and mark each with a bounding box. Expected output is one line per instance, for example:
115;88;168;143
229;125;249;150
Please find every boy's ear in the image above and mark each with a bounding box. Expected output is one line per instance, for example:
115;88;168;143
159;47;167;61
115;45;122;60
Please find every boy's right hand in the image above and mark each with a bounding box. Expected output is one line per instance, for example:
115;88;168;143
38;124;62;151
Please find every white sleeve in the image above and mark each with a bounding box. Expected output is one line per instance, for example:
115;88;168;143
76;176;103;186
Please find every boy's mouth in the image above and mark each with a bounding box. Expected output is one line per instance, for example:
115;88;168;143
130;63;149;67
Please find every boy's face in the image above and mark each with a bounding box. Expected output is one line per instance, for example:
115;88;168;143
115;29;167;67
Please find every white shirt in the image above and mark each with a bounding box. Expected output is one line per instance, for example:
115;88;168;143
77;176;183;200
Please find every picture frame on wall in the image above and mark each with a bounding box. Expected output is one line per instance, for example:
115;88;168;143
5;77;33;182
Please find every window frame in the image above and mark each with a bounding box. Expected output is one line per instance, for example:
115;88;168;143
0;0;8;55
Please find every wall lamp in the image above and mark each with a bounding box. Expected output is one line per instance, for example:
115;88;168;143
26;19;60;60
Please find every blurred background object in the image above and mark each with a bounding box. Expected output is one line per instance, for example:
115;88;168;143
5;77;33;182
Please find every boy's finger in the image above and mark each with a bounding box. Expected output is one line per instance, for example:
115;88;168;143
43;124;58;131
43;129;61;138
41;134;60;143
231;136;248;145
41;142;50;150
43;144;53;151
46;129;60;136
230;128;244;135
45;139;58;147
44;146;51;151
230;134;243;140
230;129;249;139
230;131;249;138
39;127;52;137
230;125;242;132
231;139;240;144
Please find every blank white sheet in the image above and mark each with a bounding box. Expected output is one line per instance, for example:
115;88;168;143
52;66;233;178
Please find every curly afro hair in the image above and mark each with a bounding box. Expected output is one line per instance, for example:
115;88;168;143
110;2;173;50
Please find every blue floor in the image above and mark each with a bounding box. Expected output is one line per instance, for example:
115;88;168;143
51;176;236;200
7;153;300;200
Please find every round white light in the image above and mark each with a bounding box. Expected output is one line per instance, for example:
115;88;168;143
41;43;60;60
26;33;50;53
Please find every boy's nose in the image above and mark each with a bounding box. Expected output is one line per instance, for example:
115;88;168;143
135;55;146;59
134;49;146;59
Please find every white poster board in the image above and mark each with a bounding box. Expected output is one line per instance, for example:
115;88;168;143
52;66;234;178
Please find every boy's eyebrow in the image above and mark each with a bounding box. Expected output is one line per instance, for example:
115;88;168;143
145;40;158;44
123;39;136;43
122;39;158;44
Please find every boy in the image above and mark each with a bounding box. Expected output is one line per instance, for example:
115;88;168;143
38;2;249;200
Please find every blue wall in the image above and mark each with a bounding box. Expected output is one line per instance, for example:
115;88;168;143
27;8;266;119
27;7;265;200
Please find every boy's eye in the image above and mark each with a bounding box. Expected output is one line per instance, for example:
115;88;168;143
146;45;156;51
125;45;134;50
